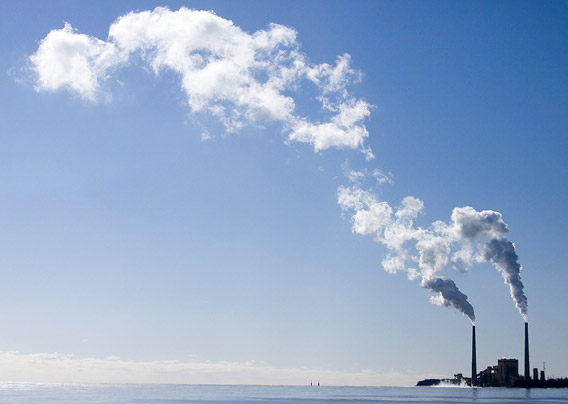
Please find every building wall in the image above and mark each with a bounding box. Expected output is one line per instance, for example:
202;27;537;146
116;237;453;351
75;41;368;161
498;359;519;386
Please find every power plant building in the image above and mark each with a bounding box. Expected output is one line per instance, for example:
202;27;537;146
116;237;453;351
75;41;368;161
474;322;533;387
499;359;519;386
477;358;519;387
418;321;563;388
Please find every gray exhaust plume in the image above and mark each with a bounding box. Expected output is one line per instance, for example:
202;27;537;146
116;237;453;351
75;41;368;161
422;276;475;323
338;175;529;324
482;238;528;321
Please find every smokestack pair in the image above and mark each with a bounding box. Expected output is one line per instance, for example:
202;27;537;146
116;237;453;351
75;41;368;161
471;323;530;385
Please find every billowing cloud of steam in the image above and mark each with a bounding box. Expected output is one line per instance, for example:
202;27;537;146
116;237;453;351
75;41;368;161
27;7;528;324
482;238;528;321
422;277;475;322
29;7;373;158
338;170;528;322
337;184;476;323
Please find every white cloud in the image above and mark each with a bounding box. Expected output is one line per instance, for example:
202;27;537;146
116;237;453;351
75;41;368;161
306;54;361;93
200;129;213;141
0;351;425;386
30;23;124;100
372;168;394;185
337;186;416;252
346;169;365;184
333;98;371;128
337;185;373;212
287;97;372;156
288;118;369;153
29;7;373;156
395;196;423;220
382;254;409;275
341;160;392;187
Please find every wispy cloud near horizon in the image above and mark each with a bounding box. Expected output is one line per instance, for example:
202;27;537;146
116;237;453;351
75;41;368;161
0;351;427;387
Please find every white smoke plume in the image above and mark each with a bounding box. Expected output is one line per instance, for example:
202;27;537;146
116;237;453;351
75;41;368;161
27;7;528;324
29;6;373;158
338;172;529;323
337;184;476;323
446;208;529;320
482;238;528;321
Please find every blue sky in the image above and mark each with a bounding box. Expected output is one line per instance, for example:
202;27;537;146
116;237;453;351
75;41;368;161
0;0;567;385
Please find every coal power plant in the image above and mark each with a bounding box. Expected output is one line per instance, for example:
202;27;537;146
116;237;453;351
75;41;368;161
472;322;552;387
474;322;534;387
417;321;567;388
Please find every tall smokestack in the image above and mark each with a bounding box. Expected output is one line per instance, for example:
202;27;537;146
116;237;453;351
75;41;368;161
524;322;530;380
472;325;477;386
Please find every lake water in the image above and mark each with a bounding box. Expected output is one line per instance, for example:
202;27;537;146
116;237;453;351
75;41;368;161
0;383;567;403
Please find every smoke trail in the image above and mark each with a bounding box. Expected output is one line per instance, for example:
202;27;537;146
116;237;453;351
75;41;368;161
482;238;528;321
445;207;529;320
337;183;476;323
26;7;528;324
338;168;529;322
422;276;475;323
